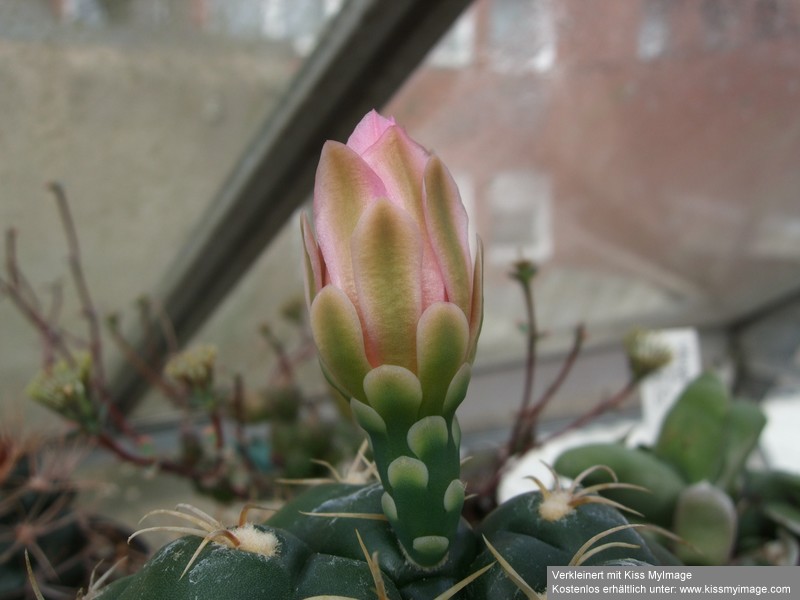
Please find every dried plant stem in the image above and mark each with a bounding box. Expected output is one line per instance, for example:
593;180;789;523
107;322;186;405
1;231;75;366
210;409;225;452
518;324;586;453
48;182;138;438
260;324;295;384
538;378;638;446
49;183;105;382
5;228;41;312
507;271;538;455
96;432;249;499
475;301;586;511
4;184;334;506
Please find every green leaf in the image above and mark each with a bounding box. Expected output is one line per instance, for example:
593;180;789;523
716;400;767;491
672;482;736;565
654;373;730;483
764;502;800;536
554;442;686;527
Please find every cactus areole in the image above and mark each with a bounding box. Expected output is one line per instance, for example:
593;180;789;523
301;110;483;567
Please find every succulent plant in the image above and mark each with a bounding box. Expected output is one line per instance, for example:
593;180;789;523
555;372;799;566
87;111;668;600
93;472;666;600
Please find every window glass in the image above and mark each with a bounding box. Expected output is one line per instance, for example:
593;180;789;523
0;0;341;421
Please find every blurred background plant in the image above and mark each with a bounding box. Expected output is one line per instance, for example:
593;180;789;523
0;423;148;600
0;185;673;595
462;254;798;568
2;183;795;599
554;371;800;567
463;257;674;520
0;185;362;594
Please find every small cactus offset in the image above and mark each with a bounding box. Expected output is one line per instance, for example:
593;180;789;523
86;111;668;600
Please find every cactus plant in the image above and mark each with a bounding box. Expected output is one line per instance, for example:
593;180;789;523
94;477;663;599
84;111;669;600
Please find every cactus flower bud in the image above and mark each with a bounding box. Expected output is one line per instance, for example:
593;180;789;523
623;328;672;381
302;110;482;408
301;110;483;567
26;353;99;431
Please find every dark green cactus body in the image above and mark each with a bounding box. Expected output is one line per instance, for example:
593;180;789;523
268;482;479;593
97;526;309;600
98;484;661;600
99;483;478;600
294;553;404;599
467;491;658;598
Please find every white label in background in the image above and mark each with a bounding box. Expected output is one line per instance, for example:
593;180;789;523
632;328;702;446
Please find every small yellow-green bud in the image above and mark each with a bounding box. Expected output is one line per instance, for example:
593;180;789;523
624;328;672;380
164;344;218;389
26;353;97;426
509;258;538;285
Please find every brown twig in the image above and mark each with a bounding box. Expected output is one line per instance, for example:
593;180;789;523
210;409;225;453
106;317;186;405
45;281;64;332
260;324;295;384
3;229;77;367
505;262;539;457
474;322;587;512
96;432;249;499
518;323;587;450
48;182;138;438
0;274;75;366
95;433;161;469
4;186;282;503
49;183;105;383
5;228;42;313
538;378;639;446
